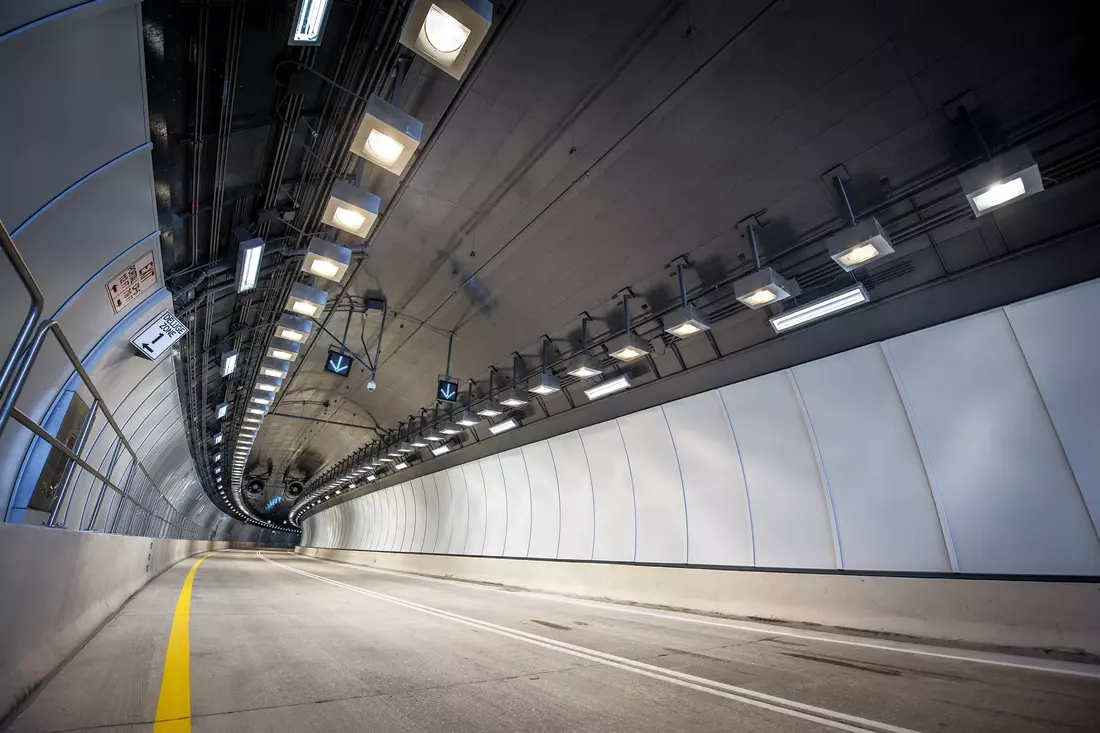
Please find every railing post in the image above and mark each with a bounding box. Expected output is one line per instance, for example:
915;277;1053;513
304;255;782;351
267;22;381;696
110;467;140;533
47;399;100;527
0;218;45;402
81;438;124;530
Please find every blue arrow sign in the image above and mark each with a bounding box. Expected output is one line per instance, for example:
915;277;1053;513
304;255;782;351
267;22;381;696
325;349;351;377
437;378;459;402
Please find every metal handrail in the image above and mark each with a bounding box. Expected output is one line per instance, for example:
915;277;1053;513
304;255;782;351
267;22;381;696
0;217;210;539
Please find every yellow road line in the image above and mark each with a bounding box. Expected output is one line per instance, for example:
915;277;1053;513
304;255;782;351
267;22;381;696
153;552;214;732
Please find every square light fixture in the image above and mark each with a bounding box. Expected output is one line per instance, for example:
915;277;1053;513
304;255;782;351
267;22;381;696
566;353;602;379
214;465;221;473
215;402;229;419
301;238;352;282
528;372;560;395
400;0;493;80
321;181;381;238
663;303;711;338
825;217;894;272
734;267;801;310
488;417;519;435
285;282;328;318
410;436;429;448
393;462;409;470
609;334;650;362
769;284;869;333
499;389;528;408
250;390;272;406
243;416;262;424
247;407;266;416
255;376;283;392
455;410;479;427
430;444;451;456
212;432;223;445
367;475;377;482
396;441;415;453
350;95;424;175
957;146;1043;217
275;314;314;343
439;421;463;435
259;358;290;380
213;453;222;462
288;0;332;46
584;374;632;400
475;401;503;417
220;349;239;377
423;426;444;442
266;337;301;362
234;229;265;293
379;457;395;463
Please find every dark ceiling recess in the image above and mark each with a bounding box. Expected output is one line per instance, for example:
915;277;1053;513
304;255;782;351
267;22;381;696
145;0;1100;528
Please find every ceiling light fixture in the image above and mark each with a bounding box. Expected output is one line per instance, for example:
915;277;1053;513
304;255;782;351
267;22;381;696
500;353;529;406
254;377;283;393
401;0;492;79
321;181;381;238
664;263;711;338
584;374;632;400
275;314;314;343
288;0;332;45
350;95;424;175
528;337;561;395
259;357;291;379
212;432;223;445
215;402;229;420
394;462;409;470
266;337;301;362
220;349;239;378
475;367;504;416
285;282;328;318
488;417;519;435
733;224;801;309
958;146;1043;217
234;229;265;294
430;444;450;456
769;283;869;333
609;293;649;362
824;176;894;271
567;315;602;378
301;238;352;282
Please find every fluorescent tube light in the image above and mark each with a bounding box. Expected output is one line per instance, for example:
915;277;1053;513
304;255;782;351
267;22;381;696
215;402;228;419
431;444;450;456
394;462;409;470
769;284;869;333
488;417;519;435
212;433;223;445
220;350;238;377
584;375;631;400
289;0;332;45
235;230;265;293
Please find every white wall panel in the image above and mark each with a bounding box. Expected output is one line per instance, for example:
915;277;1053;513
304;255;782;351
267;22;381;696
480;456;508;556
445;467;469;554
410;478;428;553
1005;280;1100;540
719;373;836;569
547;433;594;560
616;408;687;564
886;311;1100;574
400;483;417;552
384;489;399;552
434;471;454;553
521;442;560;559
792;346;951;572
421;474;440;553
662;391;753;566
580;422;635;562
498;448;532;556
462;463;488;556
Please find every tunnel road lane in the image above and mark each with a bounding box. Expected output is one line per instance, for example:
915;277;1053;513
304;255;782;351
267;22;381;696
10;549;1100;732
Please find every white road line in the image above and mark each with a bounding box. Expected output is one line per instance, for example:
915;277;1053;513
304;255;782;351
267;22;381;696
296;552;1100;680
260;552;919;733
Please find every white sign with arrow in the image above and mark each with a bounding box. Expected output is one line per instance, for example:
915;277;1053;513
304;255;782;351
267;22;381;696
130;309;188;361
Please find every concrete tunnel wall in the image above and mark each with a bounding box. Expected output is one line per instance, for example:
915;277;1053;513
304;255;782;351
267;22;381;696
301;278;1100;649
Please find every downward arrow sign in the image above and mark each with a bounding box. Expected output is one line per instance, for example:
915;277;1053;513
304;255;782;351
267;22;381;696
440;383;456;399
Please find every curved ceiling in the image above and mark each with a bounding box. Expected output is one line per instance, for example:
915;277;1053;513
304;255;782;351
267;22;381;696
147;0;1100;523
